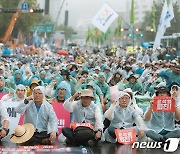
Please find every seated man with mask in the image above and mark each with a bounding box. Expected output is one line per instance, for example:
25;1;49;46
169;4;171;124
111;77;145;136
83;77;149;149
15;86;58;145
62;89;104;146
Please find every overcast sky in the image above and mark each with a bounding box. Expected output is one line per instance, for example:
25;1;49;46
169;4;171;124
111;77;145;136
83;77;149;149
57;0;127;30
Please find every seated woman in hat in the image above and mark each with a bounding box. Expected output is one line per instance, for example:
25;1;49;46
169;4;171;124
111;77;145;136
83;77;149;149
104;91;145;143
144;86;180;141
123;74;142;94
62;89;104;146
108;71;122;87
26;78;41;97
15;86;58;145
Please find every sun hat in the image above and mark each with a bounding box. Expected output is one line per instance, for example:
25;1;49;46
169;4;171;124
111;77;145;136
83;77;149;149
81;89;94;99
10;123;35;144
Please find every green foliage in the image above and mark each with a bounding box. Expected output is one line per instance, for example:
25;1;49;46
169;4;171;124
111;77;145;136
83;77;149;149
56;24;75;40
141;1;180;42
114;18;121;37
85;27;112;45
0;0;51;38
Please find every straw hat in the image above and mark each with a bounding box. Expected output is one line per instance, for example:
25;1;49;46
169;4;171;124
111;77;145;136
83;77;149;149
81;89;94;99
10;123;35;143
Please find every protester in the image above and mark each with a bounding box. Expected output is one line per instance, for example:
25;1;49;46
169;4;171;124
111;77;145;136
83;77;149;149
15;86;58;145
144;86;180;142
26;78;40;97
104;91;145;143
62;89;104;146
0;76;11;92
1;84;26;102
123;74;142;93
96;73;111;111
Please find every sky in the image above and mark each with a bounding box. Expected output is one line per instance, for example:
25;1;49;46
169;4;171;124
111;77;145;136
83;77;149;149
56;0;127;30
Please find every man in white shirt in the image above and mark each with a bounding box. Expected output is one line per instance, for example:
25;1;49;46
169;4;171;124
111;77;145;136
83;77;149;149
63;89;104;146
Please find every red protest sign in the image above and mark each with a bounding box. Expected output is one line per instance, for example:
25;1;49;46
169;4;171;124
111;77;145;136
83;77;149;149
115;129;136;144
52;102;70;134
71;122;93;131
153;96;175;112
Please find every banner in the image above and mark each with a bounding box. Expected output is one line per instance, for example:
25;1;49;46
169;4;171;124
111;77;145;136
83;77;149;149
115;129;136;144
92;3;119;33
153;96;175;112
52;102;70;134
153;0;174;50
1;100;24;142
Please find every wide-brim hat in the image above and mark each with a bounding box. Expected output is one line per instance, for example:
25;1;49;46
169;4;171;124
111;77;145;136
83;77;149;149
10;123;35;144
81;89;94;100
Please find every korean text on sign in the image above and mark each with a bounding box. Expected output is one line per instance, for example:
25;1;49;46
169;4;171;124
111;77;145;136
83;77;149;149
153;96;175;112
114;129;136;144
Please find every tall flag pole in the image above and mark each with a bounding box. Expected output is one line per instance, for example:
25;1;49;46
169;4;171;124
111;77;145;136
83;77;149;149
130;0;135;49
151;0;156;32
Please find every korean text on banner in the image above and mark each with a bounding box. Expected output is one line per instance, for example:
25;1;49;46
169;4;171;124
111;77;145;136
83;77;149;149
52;102;70;134
92;3;119;33
115;129;136;144
1;99;23;142
153;96;175;112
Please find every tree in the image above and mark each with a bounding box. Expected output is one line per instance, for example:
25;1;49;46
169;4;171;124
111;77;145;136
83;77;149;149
0;0;51;39
140;1;180;42
55;24;75;40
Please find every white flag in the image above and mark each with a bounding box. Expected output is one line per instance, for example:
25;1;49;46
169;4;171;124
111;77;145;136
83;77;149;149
166;0;174;28
92;3;119;33
153;0;174;50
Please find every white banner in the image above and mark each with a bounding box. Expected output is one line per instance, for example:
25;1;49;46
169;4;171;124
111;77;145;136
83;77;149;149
92;3;119;33
153;0;174;50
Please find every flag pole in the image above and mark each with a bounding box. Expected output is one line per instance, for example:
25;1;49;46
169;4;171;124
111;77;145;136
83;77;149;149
130;0;135;50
